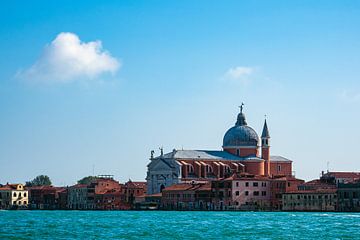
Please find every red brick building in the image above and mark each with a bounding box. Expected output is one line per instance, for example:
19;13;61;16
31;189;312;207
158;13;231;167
28;186;67;210
123;180;146;205
161;183;211;210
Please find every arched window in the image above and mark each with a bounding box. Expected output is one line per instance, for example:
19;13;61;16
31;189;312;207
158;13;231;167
206;165;213;173
188;165;194;173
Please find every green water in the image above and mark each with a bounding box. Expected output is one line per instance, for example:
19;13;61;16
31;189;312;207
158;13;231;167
0;211;359;239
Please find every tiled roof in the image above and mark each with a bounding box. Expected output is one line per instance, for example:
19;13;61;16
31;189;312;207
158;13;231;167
70;184;88;189
163;183;211;192
285;188;337;194
270;156;292;162
299;179;337;190
325;172;360;179
125;181;146;188
157;150;244;161
0;184;24;191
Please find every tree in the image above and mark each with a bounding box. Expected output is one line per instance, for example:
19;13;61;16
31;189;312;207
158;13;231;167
26;175;52;187
77;176;97;185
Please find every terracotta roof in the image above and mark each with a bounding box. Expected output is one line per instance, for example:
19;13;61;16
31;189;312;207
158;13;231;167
163;183;211;192
299;179;336;190
125;181;146;188
27;186;54;190
0;184;24;190
285;188;337;194
70;184;88;189
222;173;270;181
325;172;360;179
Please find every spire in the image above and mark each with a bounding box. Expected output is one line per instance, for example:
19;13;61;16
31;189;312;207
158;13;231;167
235;103;247;126
261;118;270;138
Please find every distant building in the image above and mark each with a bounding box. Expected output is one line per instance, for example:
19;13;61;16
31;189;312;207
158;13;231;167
67;184;89;209
282;179;337;211
321;172;360;185
67;177;129;210
337;180;360;212
161;183;211;210
123;180;147;206
270;176;305;210
211;174;271;210
147;107;295;194
0;184;28;209
283;189;337;211
28;186;67;210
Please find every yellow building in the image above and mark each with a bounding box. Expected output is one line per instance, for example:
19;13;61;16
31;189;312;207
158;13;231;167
0;184;28;209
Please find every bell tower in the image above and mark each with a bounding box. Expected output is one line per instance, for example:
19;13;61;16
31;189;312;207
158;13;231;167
261;118;270;176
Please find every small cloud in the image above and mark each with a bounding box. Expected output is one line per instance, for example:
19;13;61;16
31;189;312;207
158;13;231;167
222;66;255;84
17;32;120;83
339;89;360;103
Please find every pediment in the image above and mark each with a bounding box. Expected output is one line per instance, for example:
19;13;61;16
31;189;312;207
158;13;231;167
148;159;173;171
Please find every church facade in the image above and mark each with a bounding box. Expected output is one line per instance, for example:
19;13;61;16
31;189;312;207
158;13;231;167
146;107;293;195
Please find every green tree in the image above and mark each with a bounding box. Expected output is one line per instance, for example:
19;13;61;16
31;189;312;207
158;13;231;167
77;176;97;185
26;175;52;187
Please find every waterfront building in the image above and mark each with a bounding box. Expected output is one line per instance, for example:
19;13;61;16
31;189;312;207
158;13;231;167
161;183;211;210
123;180;146;205
67;184;90;209
320;171;360;185
211;173;271;210
68;176;129;210
282;178;337;211
28;186;56;209
282;189;337;211
270;176;305;210
147;106;295;194
0;184;28;209
337;180;360;211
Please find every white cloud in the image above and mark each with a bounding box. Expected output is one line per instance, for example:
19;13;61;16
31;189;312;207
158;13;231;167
339;89;360;103
17;32;120;83
223;66;255;84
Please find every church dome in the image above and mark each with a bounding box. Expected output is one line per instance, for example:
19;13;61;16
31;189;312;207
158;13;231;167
223;108;259;147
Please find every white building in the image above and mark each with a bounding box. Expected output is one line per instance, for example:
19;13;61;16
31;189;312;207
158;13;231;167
0;184;28;209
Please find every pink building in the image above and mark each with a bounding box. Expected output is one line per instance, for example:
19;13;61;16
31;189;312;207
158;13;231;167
212;173;271;210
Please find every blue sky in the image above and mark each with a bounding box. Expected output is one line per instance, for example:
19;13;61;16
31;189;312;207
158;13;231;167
0;1;360;185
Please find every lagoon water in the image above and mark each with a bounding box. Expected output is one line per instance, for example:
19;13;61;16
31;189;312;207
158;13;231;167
1;211;360;239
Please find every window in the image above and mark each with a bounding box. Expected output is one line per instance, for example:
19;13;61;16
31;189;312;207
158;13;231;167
253;182;258;187
288;182;290;187
261;191;266;196
236;149;240;156
262;182;267;187
245;191;249;196
13;192;17;197
254;191;259;196
236;182;239;187
245;182;249;187
236;191;239;196
24;201;27;204
278;165;281;172
24;193;27;197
